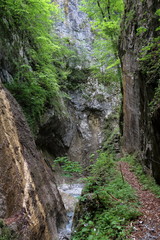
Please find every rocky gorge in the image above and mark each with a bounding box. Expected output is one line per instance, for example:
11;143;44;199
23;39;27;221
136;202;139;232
0;0;120;239
37;79;119;168
37;0;120;167
0;0;160;239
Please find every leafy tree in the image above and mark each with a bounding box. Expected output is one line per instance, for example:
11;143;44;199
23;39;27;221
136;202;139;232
0;0;73;131
81;0;124;85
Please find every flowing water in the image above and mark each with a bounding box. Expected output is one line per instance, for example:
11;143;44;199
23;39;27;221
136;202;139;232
58;183;84;240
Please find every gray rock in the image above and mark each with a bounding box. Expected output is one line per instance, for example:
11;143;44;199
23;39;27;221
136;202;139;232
0;186;7;218
37;78;120;167
55;0;94;68
0;69;13;84
119;0;160;183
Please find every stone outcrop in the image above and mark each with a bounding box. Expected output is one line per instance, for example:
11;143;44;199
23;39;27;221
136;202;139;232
37;79;119;167
119;0;160;182
0;82;66;239
37;0;120;168
55;0;94;68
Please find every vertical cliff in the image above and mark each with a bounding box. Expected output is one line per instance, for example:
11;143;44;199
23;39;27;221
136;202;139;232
37;79;119;168
55;0;94;68
37;0;120;168
0;82;66;239
119;0;160;182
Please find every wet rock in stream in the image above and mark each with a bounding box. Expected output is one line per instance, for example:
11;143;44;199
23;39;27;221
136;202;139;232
58;183;84;240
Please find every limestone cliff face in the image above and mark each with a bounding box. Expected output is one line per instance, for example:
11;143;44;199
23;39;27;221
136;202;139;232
0;82;66;239
119;0;160;182
55;0;94;67
37;79;119;167
36;1;119;167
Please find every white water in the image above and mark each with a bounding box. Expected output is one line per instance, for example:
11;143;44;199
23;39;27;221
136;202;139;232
58;183;84;240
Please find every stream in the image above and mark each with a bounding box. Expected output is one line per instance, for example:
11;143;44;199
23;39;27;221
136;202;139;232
58;183;84;240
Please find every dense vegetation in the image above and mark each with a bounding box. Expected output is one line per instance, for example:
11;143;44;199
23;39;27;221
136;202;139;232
0;1;160;239
0;220;16;240
139;9;160;115
72;153;141;240
53;156;83;178
0;0;72;131
0;0;125;131
81;0;124;84
71;152;160;240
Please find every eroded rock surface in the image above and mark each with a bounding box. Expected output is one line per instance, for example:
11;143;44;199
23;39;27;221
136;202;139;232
119;0;160;182
0;82;66;239
58;183;84;240
37;79;119;167
55;0;94;67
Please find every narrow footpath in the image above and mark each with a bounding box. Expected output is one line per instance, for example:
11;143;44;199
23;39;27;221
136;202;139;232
119;162;160;240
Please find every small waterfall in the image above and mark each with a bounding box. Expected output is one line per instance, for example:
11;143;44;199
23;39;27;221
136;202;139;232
58;183;84;240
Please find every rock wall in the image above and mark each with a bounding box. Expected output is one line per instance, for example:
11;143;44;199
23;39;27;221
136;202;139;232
119;0;160;182
55;0;94;68
37;79;119;167
36;0;120;168
0;82;66;239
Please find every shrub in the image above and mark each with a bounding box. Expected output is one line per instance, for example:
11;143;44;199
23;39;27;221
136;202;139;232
0;221;17;240
53;156;82;177
72;152;140;240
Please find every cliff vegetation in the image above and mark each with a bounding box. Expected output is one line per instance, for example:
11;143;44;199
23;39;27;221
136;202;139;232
0;0;73;131
81;0;124;84
1;0;160;239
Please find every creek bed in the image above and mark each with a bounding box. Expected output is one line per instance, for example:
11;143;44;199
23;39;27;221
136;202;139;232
58;183;84;240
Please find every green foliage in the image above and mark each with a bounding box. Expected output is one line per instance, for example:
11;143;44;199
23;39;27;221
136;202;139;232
125;9;135;26
102;105;120;152
139;36;160;114
72;152;140;240
90;39;121;83
80;0;124;84
122;155;160;197
137;6;160;115
62;68;91;91
84;152;115;190
81;0;124;30
0;221;17;240
155;9;160;16
103;126;120;152
149;86;160;115
53;156;82;177
139;37;160;63
0;0;73;131
6;79;62;130
136;26;147;36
